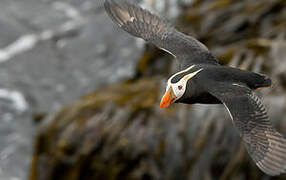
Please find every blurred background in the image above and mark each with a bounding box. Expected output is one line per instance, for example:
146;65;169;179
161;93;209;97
0;0;285;179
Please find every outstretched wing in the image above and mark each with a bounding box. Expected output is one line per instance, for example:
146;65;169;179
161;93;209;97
104;0;218;68
208;83;286;176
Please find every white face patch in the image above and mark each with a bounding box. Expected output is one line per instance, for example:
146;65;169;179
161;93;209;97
166;65;203;101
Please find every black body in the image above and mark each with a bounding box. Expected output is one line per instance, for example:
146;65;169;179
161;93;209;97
177;64;272;104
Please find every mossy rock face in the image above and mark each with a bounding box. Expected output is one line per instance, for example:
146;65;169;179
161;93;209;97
29;0;286;179
29;78;286;180
29;78;187;180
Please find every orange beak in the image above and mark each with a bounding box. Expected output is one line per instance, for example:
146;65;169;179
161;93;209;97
160;87;177;108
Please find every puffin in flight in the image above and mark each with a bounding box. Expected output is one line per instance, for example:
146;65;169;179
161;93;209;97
104;0;286;175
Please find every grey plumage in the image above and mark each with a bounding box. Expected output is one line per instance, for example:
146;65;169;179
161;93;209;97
104;0;218;68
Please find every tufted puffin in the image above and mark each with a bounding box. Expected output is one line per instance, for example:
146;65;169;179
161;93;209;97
104;0;286;176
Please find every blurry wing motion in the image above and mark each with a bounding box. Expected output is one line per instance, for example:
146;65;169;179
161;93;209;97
104;0;218;68
208;83;286;176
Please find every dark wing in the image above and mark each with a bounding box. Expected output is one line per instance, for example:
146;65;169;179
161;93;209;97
104;0;218;68
208;83;286;176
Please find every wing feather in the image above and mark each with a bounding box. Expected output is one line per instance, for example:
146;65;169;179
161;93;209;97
104;0;218;68
208;83;286;176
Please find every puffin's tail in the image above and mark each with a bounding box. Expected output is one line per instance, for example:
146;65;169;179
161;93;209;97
251;72;272;90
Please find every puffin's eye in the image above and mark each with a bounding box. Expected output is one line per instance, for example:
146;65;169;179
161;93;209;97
178;85;183;90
